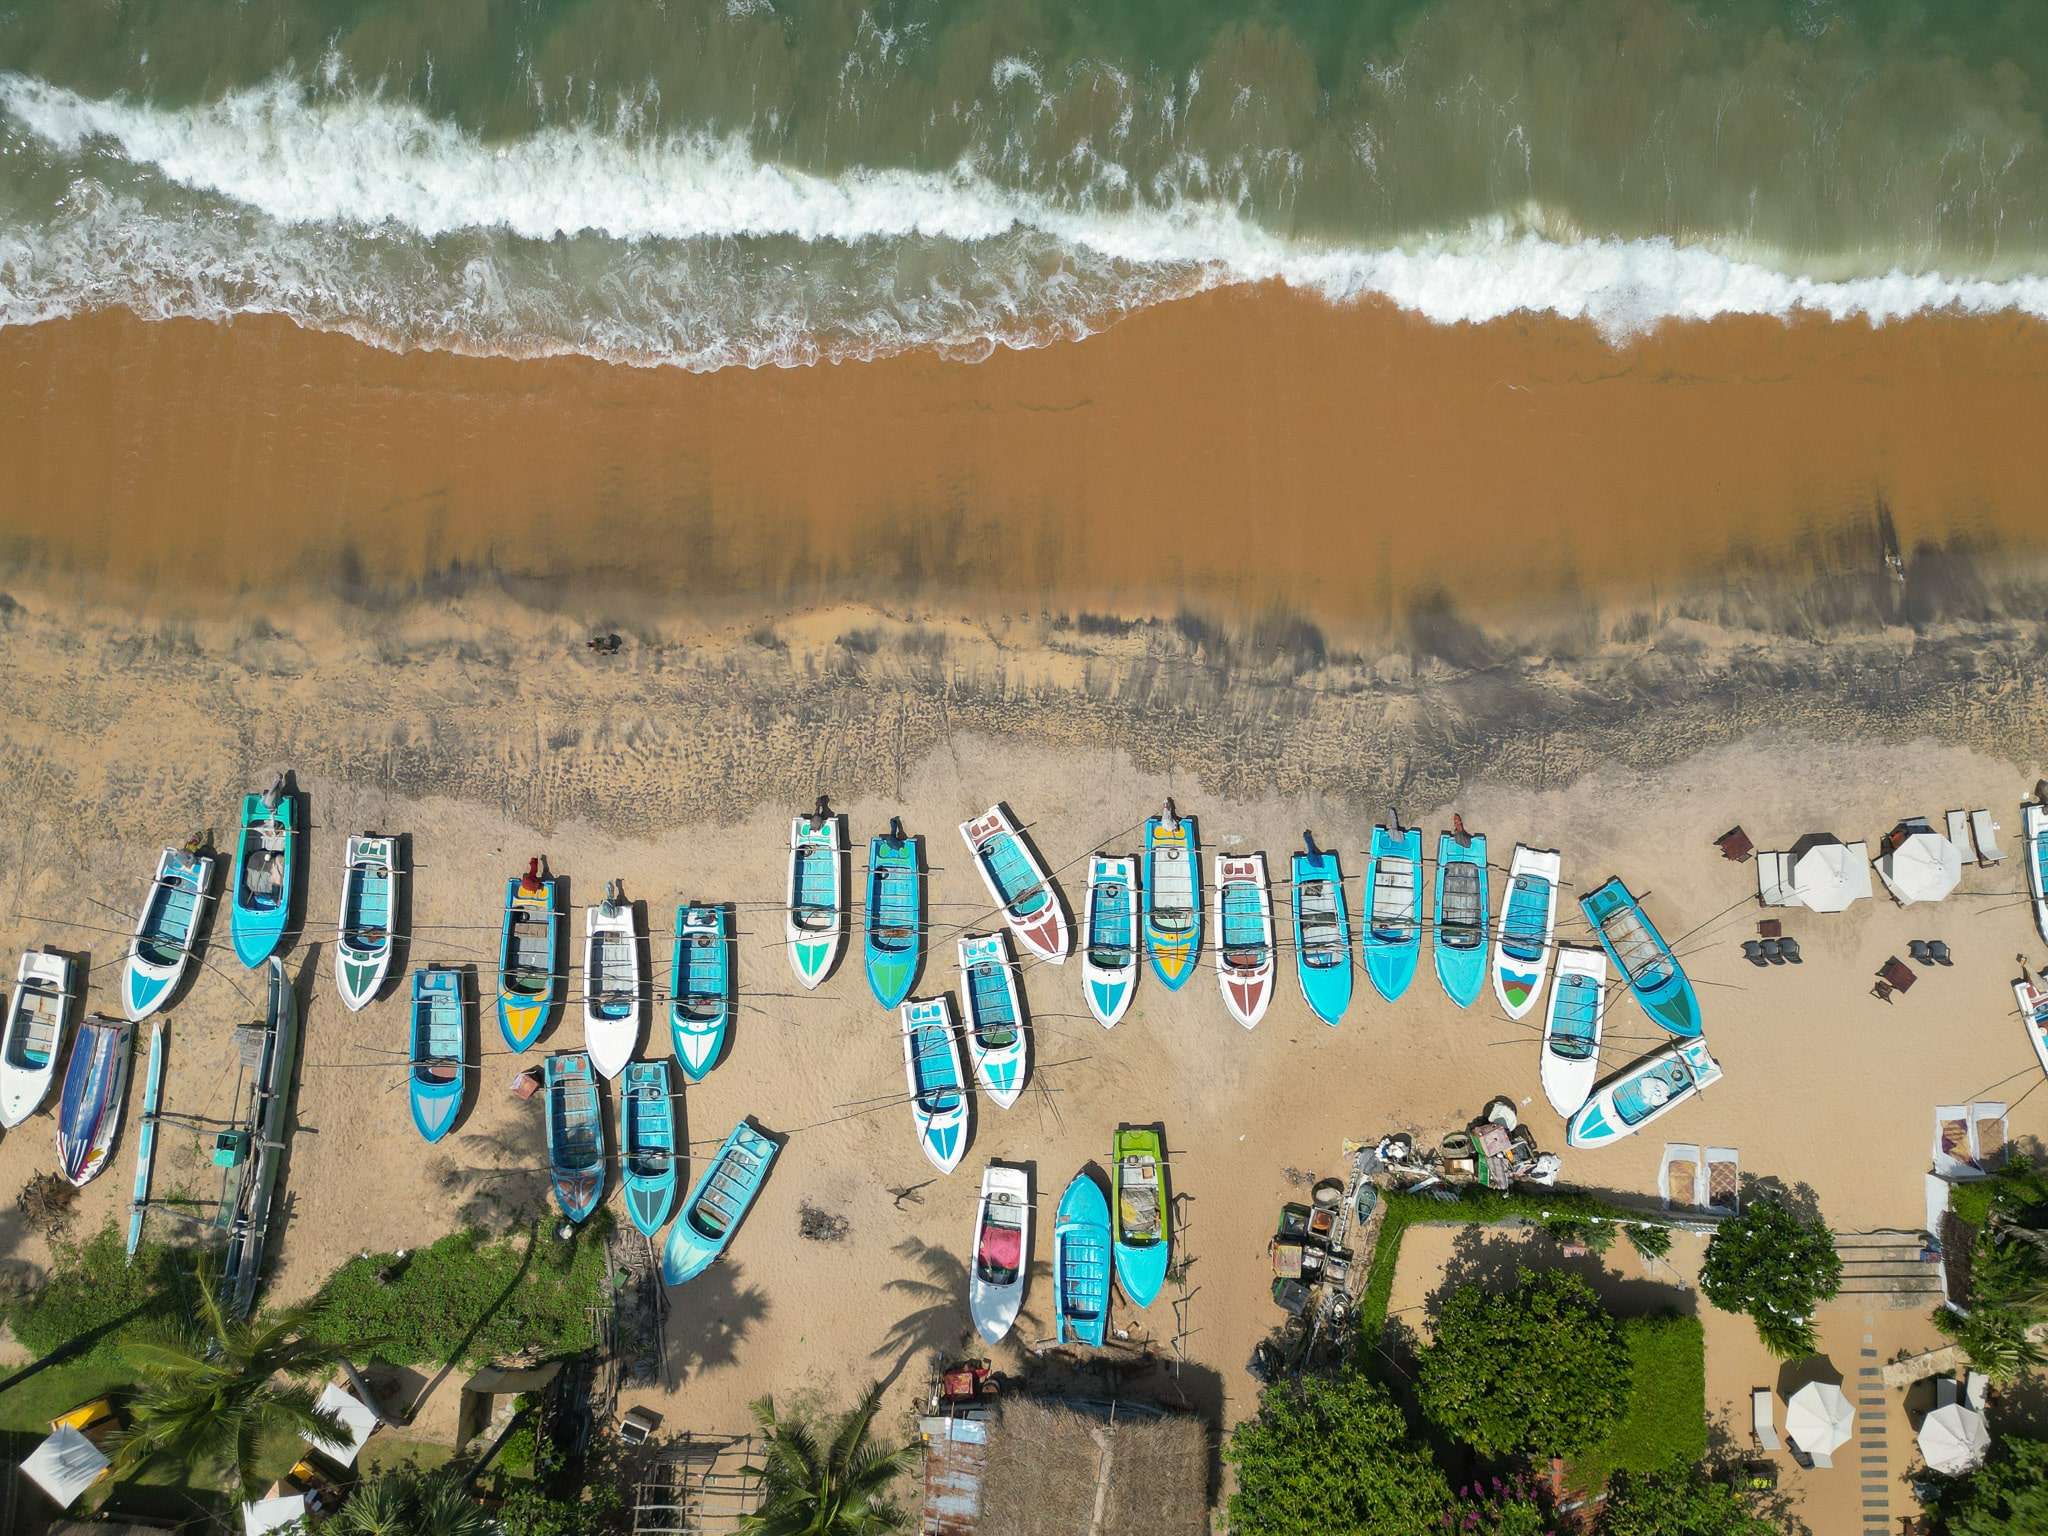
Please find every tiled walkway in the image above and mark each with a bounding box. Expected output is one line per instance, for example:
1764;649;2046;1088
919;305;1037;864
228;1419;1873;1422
1859;1317;1891;1533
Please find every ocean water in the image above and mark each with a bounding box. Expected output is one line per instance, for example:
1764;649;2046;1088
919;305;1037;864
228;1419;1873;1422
5;0;2048;368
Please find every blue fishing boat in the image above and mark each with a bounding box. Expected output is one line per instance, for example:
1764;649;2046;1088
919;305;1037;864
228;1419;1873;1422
1081;854;1139;1027
1111;1126;1170;1308
1432;830;1489;1009
1142;809;1201;990
670;903;731;1080
958;932;1027;1108
1054;1169;1113;1347
334;834;397;1011
1290;843;1352;1027
544;1052;605;1223
1568;1037;1722;1149
408;966;467;1143
864;823;922;1009
497;862;557;1052
901;996;969;1174
620;1060;680;1238
662;1119;779;1286
123;846;213;1021
57;1015;132;1187
1362;824;1423;1002
1580;877;1702;1037
1490;845;1561;1020
228;781;295;969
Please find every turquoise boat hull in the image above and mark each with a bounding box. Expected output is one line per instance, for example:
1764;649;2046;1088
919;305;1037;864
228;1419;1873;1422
498;875;558;1052
1431;832;1489;1009
1289;849;1352;1026
864;834;922;1009
663;1119;779;1286
1142;816;1201;990
1363;826;1422;1002
544;1052;604;1223
1054;1170;1112;1347
670;903;731;1081
1111;1127;1170;1308
1580;877;1701;1037
124;849;211;1022
408;967;467;1143
621;1060;679;1237
229;792;294;969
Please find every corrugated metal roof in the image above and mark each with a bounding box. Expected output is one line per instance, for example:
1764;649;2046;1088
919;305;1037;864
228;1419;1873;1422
918;1411;990;1536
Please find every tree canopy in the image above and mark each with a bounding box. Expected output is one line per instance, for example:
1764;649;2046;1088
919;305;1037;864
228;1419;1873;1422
1416;1269;1630;1460
741;1380;914;1536
1225;1368;1454;1536
1594;1461;1779;1536
1933;1432;2048;1536
1698;1200;1840;1358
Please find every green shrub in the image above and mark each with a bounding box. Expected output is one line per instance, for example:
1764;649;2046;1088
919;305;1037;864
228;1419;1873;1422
1;1226;200;1363
1623;1223;1673;1261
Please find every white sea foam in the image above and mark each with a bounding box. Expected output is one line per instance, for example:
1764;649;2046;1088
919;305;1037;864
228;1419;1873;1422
5;71;2048;369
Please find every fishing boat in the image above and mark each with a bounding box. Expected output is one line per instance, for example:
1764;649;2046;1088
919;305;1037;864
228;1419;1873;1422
1491;844;1562;1020
901;996;969;1174
787;814;846;989
1053;1169;1113;1347
57;1015;132;1187
1362;824;1423;1002
1111;1126;1171;1308
544;1052;605;1223
123;846;213;1021
1290;843;1353;1027
583;884;640;1079
620;1059;680;1238
1081;854;1139;1027
1568;1037;1721;1148
126;1019;164;1258
2028;801;2048;943
969;1163;1032;1345
497;861;557;1052
228;781;295;969
1;949;72;1127
1580;878;1702;1037
670;903;731;1080
334;834;397;1011
1143;809;1201;989
662;1119;779;1286
1432;830;1489;1009
864;824;922;1009
1540;945;1608;1118
408;966;467;1143
958;933;1027;1108
218;957;299;1317
960;804;1069;965
1214;854;1275;1028
2017;975;2048;1080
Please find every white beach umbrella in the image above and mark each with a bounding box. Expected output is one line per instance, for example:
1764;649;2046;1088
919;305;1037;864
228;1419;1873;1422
20;1424;108;1509
1919;1403;1991;1473
1877;831;1962;906
1785;1381;1855;1459
1789;836;1873;913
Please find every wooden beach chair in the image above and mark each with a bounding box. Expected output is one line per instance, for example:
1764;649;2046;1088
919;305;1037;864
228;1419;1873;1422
1970;810;2005;865
1716;827;1754;862
1972;1104;2008;1168
1880;957;1917;993
1705;1148;1741;1215
1752;1388;1780;1451
1933;1106;1974;1176
1659;1144;1701;1210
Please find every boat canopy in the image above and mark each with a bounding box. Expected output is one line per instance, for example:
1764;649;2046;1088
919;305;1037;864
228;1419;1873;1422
1501;874;1551;961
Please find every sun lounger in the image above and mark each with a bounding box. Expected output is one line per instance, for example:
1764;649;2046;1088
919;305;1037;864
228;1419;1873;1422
1935;1376;1959;1409
1973;1104;2007;1168
1809;1448;1832;1470
1705;1148;1740;1215
1752;1388;1780;1451
1965;1371;1988;1408
1946;810;1971;857
1660;1144;1701;1210
1970;810;2005;865
1756;851;1794;906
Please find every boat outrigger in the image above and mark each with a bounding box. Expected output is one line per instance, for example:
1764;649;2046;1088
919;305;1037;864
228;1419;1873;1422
335;834;398;1011
1054;1169;1112;1347
2;949;72;1128
1580;877;1701;1037
864;822;922;1009
123;846;213;1021
1082;854;1139;1027
969;1163;1031;1345
409;966;467;1143
544;1051;605;1223
583;882;640;1079
1214;854;1275;1028
901;996;970;1174
1567;1036;1722;1149
662;1119;779;1286
1432;827;1489;1009
126;1019;164;1258
1111;1126;1171;1308
620;1060;680;1238
958;933;1028;1108
1491;844;1561;1020
228;778;295;969
1290;839;1352;1027
787;811;846;989
960;804;1069;964
1540;944;1608;1119
58;1015;132;1188
218;958;299;1317
497;860;558;1052
1363;823;1423;1002
670;903;731;1080
1143;806;1201;989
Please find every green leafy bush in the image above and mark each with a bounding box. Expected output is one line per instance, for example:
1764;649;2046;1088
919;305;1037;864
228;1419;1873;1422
1699;1200;1840;1357
1595;1461;1777;1535
1;1225;200;1362
1226;1369;1453;1536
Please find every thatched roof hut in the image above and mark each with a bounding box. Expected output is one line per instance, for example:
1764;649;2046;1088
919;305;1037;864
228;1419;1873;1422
976;1397;1208;1536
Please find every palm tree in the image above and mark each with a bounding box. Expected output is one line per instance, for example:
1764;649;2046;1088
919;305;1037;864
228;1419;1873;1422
330;1463;491;1536
742;1380;916;1536
110;1256;358;1496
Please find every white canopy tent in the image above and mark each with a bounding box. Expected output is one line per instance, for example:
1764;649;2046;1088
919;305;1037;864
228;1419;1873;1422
307;1380;381;1467
1919;1402;1991;1473
20;1425;109;1510
1878;828;1963;906
1785;1380;1855;1466
242;1494;310;1535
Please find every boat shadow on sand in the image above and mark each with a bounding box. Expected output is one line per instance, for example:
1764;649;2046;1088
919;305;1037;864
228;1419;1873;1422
663;1258;771;1385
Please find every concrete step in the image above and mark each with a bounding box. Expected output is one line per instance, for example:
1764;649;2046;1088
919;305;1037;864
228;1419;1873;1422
1835;1230;1930;1248
1837;1274;1943;1296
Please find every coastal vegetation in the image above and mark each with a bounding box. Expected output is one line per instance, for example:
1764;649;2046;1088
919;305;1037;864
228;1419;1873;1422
741;1380;916;1536
1930;1430;2048;1535
1937;1155;2048;1384
331;1462;491;1536
1698;1199;1842;1358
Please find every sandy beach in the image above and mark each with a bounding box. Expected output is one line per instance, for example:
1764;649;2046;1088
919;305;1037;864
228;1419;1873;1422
0;583;2043;1529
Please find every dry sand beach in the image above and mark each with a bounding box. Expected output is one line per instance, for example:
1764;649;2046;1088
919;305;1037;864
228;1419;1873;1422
0;581;2045;1528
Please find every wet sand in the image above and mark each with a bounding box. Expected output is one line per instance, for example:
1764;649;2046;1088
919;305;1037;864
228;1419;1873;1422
4;298;2048;633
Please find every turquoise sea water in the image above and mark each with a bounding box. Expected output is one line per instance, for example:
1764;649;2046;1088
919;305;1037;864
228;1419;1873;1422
5;0;2048;366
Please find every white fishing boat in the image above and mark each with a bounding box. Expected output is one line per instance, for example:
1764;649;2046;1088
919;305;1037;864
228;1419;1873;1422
1;949;72;1128
901;997;969;1175
1491;844;1561;1020
2027;801;2048;943
1214;853;1275;1028
969;1162;1031;1345
787;813;846;989
2017;975;2048;1081
123;846;214;1021
334;833;398;1011
958;933;1028;1109
1567;1037;1722;1149
583;884;640;1079
1539;944;1608;1119
1081;854;1139;1028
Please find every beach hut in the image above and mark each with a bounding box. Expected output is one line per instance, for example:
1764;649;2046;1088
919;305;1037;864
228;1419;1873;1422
1877;824;1962;906
1785;1381;1855;1467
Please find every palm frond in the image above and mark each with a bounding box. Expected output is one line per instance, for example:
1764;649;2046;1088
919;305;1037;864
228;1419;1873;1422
826;1379;887;1473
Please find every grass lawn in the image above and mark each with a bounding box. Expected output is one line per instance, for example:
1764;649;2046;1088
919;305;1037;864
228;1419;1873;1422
1566;1315;1707;1493
0;1358;135;1434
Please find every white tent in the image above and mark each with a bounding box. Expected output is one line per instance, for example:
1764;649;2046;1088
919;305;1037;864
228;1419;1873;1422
242;1493;310;1535
307;1380;381;1467
1788;837;1874;913
21;1425;109;1509
1919;1403;1991;1473
1878;830;1962;906
1786;1381;1855;1464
